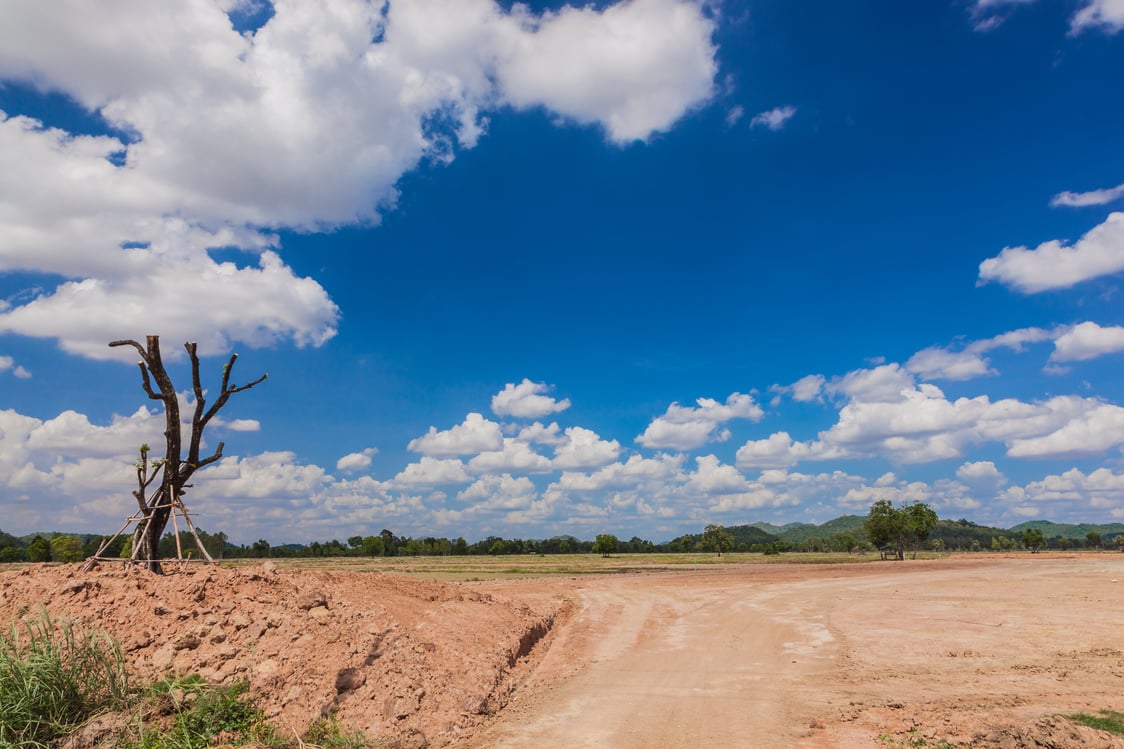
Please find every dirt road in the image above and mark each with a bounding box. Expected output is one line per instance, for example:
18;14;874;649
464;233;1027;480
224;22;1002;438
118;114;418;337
471;556;1124;748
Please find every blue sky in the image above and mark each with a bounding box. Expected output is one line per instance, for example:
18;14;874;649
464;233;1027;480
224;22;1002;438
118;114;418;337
2;0;1124;544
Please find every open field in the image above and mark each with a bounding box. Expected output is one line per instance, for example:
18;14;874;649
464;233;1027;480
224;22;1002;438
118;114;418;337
213;550;925;579
3;553;1124;747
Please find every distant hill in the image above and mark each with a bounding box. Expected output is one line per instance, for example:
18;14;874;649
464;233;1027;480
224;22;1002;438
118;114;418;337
748;521;810;537
784;516;866;542
1008;521;1124;541
723;525;779;547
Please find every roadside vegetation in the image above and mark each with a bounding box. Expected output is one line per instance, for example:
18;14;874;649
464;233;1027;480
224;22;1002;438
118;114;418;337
1066;709;1124;735
0;611;381;749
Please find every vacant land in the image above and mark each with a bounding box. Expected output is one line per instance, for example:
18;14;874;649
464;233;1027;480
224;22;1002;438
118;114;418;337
2;554;1123;747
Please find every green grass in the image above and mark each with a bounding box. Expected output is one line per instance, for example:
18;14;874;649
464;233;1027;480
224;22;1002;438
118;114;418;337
119;675;267;749
0;609;131;748
878;728;957;748
0;610;386;749
1066;709;1124;735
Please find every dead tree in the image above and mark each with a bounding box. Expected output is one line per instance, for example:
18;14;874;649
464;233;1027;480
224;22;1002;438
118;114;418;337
109;335;267;573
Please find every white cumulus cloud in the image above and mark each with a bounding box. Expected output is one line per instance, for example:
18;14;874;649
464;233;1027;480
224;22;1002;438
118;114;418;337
636;392;763;451
491;379;571;419
978;212;1124;293
407;413;504;457
1050;321;1124;362
336;447;378;473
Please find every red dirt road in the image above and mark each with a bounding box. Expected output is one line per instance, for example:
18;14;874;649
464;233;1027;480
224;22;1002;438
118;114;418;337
470;556;1124;748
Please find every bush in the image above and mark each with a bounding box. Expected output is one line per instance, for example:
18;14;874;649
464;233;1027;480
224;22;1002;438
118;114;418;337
0;610;131;748
121;676;264;749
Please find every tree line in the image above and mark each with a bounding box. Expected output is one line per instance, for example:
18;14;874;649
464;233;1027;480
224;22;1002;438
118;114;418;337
3;501;1123;564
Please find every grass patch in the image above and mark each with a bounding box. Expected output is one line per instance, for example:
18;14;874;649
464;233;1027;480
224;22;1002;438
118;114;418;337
118;674;285;749
0;609;131;748
0;610;387;749
878;727;957;748
1067;709;1124;735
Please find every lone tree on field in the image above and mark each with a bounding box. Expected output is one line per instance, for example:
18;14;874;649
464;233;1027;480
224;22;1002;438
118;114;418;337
592;533;619;557
864;500;938;561
110;335;266;574
698;524;734;556
1021;527;1045;553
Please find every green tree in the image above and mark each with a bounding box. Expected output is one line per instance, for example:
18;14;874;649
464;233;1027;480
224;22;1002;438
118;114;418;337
1115;535;1124;552
698;524;734;556
864;500;939;561
50;535;84;563
361;535;384;557
1086;531;1102;550
26;535;51;563
0;546;23;562
1021;528;1045;553
592;533;619;557
250;538;271;557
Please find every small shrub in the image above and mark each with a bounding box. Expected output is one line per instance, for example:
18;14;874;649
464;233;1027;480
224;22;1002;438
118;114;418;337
302;716;371;749
121;676;264;749
878;727;957;748
0;610;131;748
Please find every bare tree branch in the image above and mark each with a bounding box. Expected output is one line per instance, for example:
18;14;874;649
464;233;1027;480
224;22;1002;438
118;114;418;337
108;334;265;573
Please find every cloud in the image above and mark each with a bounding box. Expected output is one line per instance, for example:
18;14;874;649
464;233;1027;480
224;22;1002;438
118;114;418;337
1071;0;1124;34
904;326;1053;381
1005;401;1124;458
336;447;378;473
221;419;261;432
978;212;1124;293
495;0;718;143
749;105;796;131
966;0;1038;32
1050;321;1124;362
0;0;718;357
392;457;471;487
467;438;553;474
735;431;814;470
770;374;825;404
407;413;504;457
0;355;31;379
906;347;994;381
740;366;1124;468
456;474;537;512
551;426;621;470
956;460;1008;487
826;363;914;402
515;421;566;446
636;392;763;451
1051;182;1124;208
491;378;571;419
684;454;752;495
197;451;331;498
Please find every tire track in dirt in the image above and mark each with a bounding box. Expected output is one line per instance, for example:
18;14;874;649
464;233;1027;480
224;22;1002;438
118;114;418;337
468;570;839;748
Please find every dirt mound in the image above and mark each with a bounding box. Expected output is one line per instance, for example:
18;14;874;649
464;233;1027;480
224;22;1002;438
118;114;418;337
972;716;1124;749
0;563;562;748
